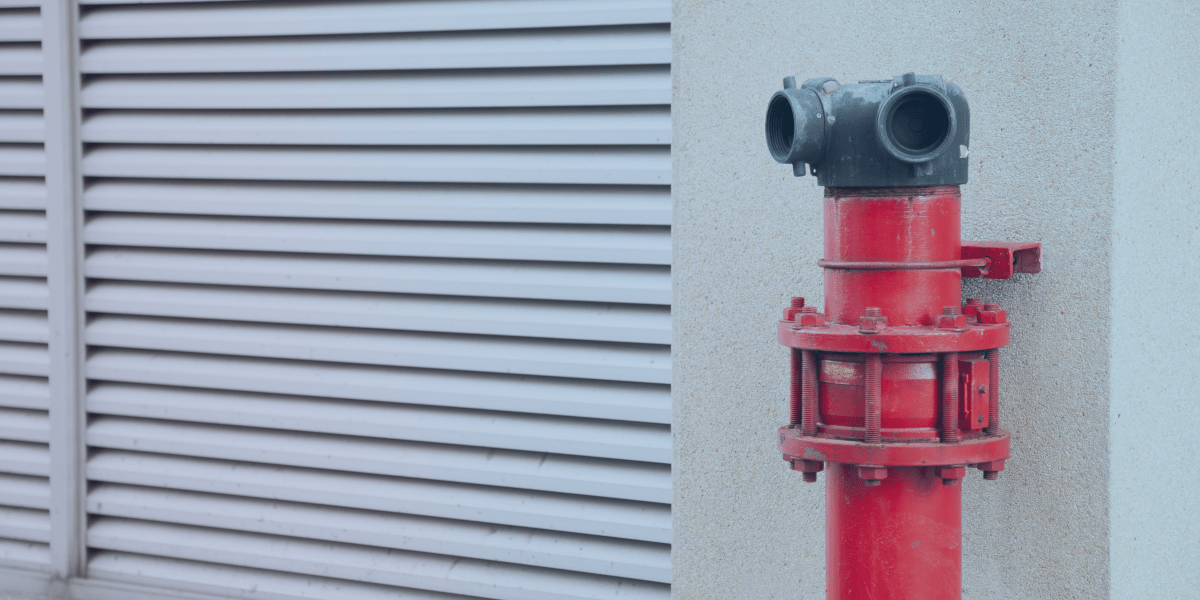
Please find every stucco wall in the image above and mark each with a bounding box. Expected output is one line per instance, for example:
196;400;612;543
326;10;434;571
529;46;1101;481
1111;1;1200;598
672;2;1117;598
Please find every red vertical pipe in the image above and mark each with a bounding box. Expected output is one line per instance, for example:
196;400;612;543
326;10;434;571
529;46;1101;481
823;188;961;326
827;464;962;600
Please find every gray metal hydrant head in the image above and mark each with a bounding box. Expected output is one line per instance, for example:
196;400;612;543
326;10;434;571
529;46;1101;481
765;73;971;187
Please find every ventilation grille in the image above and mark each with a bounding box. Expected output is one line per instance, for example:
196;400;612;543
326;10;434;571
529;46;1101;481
0;0;51;573
77;1;671;598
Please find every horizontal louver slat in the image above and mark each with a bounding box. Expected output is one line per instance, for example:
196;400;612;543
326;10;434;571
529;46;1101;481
81;67;670;109
86;396;668;501
0;374;47;409
80;0;669;39
86;315;670;384
81;26;670;74
0;144;44;176
82;145;670;185
88;551;529;600
0;210;44;242
88;485;670;583
86;281;669;344
85;214;670;265
83;179;670;225
0;407;47;443
0;276;47;310
0;177;45;209
88;451;671;544
86;248;671;305
82;108;670;146
0;440;48;476
0;77;40;108
0;473;47;510
88;518;670;600
87;349;670;424
0;505;47;543
0;110;42;142
0;9;40;42
0;341;48;376
0;44;39;75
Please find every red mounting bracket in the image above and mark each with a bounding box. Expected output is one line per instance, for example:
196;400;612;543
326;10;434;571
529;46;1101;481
960;241;1042;279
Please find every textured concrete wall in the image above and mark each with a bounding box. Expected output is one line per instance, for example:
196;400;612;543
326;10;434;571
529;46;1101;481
1111;1;1200;598
672;2;1117;598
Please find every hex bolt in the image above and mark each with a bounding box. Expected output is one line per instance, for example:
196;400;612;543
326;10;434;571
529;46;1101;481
864;354;882;444
794;459;824;483
791;297;806;309
859;307;886;333
801;350;818;436
943;306;960;315
941;352;961;443
801;306;817;314
938;465;966;486
983;471;999;481
983;302;1000;311
859;465;887;487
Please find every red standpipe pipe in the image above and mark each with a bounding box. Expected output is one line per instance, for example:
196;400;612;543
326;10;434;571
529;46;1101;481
777;186;1025;600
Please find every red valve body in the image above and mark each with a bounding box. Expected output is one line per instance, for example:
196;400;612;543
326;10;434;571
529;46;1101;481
778;186;1023;600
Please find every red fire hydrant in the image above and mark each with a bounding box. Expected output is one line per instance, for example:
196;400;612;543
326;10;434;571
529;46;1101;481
765;74;1041;600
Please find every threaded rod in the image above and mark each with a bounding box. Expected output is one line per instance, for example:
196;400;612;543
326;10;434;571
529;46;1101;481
985;348;1000;434
801;350;818;436
864;354;882;444
941;352;961;443
789;349;802;426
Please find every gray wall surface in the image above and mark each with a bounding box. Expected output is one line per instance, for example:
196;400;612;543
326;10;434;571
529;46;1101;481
1111;1;1200;598
672;2;1122;598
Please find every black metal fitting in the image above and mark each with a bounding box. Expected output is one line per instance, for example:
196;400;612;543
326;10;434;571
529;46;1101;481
765;73;970;187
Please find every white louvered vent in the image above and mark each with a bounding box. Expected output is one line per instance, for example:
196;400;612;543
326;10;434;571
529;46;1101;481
78;1;671;598
0;1;52;573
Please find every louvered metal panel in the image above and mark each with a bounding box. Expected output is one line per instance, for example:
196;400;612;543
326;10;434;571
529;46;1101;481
77;1;671;597
0;4;49;573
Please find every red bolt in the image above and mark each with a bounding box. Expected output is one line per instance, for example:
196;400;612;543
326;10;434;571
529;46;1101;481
858;465;887;486
935;306;967;330
793;459;824;483
792;297;806;309
859;308;887;333
963;298;983;319
977;459;1005;481
797;307;825;327
937;465;966;485
978;302;1008;324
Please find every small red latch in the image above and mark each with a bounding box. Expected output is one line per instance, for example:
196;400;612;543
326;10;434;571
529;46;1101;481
958;358;990;430
960;241;1042;279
